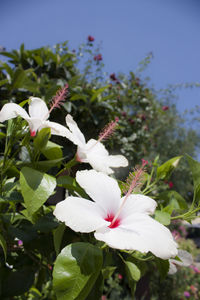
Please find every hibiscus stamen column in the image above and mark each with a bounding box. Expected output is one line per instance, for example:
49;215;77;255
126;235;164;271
48;84;69;114
98;117;119;142
110;160;148;227
88;117;119;150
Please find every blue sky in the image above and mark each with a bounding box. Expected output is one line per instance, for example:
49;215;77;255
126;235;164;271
1;0;200;120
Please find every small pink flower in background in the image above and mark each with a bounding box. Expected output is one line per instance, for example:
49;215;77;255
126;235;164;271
183;291;190;298
110;73;117;81
162;105;169;111
94;54;102;61
172;230;181;240
101;296;107;300
179;225;187;237
48;264;53;270
140;114;146;121
128;118;134;124
190;285;197;293
118;274;123;280
190;265;200;273
168;181;174;189
121;111;127;117
18;240;23;247
88;35;94;42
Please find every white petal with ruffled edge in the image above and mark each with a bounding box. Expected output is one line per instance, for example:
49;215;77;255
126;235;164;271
120;194;157;218
53;196;109;233
76;170;121;215
29;97;49;120
0;103;29;122
84;139;128;174
65;114;86;147
168;262;177;274
95;213;178;259
40;120;70;136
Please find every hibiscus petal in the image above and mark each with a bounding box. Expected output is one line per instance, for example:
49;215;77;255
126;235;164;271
29;97;49;120
85;140;128;174
103;155;128;168
27;118;43;133
65;114;86;147
40;121;70;136
95;213;178;259
0;103;29;122
170;250;193;267
168;262;177;274
87;153;114;174
120;194;157;218
53;196;108;232
76;170;121;215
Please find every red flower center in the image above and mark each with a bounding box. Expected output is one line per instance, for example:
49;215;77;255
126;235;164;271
105;214;121;229
30;130;36;137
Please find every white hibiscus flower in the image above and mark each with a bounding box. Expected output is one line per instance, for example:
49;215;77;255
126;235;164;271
0;96;68;137
65;114;128;174
54;169;178;259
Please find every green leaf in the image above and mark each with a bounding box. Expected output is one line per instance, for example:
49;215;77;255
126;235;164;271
41;141;63;160
33;128;51;151
157;156;182;180
159;191;188;210
86;273;104;300
12;67;32;89
1;266;36;297
34;55;43;66
154;210;171;225
155;258;169;280
0;233;7;261
57;175;88;198
102;266;116;279
91;85;109;102
0;79;8;87
53;223;66;256
125;261;141;282
20;167;56;216
53;242;103;300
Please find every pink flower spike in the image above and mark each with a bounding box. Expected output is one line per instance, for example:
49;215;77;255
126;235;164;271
141;159;148;167
98;118;119;143
49;84;68;114
168;181;174;189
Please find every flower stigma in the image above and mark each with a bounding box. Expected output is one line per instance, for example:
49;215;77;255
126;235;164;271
110;160;148;227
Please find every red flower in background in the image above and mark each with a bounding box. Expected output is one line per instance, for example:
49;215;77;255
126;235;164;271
168;181;174;189
110;73;117;81
88;35;94;42
162;105;169;111
94;54;102;61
